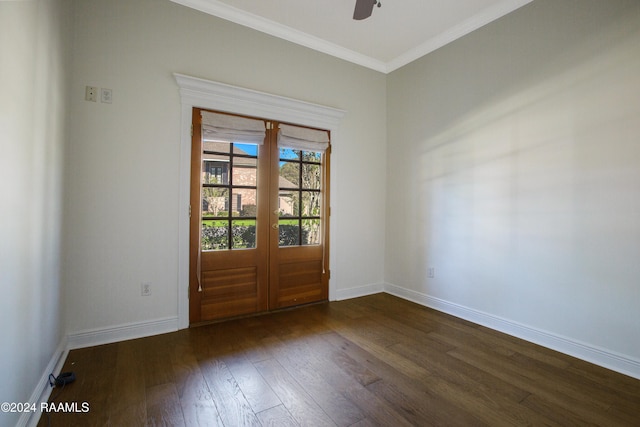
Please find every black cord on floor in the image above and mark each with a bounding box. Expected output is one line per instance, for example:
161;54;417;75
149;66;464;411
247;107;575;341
45;373;68;427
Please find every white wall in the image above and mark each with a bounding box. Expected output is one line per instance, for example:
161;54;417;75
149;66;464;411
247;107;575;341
0;0;71;424
64;0;387;335
386;0;640;375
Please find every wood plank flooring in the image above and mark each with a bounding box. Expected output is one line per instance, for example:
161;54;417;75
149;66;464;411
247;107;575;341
38;294;640;426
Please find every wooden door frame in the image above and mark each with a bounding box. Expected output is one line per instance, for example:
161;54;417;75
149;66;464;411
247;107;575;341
175;73;345;329
189;114;331;323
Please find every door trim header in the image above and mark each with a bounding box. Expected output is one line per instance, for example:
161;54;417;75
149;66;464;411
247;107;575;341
175;74;345;130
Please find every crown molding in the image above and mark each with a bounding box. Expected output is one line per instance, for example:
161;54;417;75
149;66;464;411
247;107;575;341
171;0;533;74
387;0;534;72
170;0;387;72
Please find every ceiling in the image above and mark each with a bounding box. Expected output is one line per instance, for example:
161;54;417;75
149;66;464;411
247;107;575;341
170;0;533;73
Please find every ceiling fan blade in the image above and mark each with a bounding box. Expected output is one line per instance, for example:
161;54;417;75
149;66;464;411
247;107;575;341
353;0;376;20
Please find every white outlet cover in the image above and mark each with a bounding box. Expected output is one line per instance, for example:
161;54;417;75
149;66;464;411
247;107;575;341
85;86;97;102
141;282;152;296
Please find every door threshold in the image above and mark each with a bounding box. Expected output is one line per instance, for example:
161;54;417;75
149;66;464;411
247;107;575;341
189;299;329;328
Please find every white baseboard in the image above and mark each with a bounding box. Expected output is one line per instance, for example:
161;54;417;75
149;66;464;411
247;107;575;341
20;337;68;427
20;286;639;427
19;317;177;426
67;316;179;350
384;283;640;380
334;282;385;301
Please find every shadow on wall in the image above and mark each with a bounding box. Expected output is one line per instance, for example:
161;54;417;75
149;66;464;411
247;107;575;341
414;10;640;354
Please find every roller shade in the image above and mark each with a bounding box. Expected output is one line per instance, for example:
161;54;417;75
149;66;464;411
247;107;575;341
277;123;330;153
201;111;266;145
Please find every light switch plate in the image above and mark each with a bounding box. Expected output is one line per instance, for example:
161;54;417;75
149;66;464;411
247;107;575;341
101;88;112;104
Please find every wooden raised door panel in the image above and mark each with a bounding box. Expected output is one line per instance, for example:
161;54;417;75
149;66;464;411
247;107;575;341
269;246;328;309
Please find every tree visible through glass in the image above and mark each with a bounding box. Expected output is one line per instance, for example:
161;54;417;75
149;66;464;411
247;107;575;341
278;149;322;246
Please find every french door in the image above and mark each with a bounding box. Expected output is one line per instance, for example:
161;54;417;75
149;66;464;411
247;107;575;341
189;108;330;324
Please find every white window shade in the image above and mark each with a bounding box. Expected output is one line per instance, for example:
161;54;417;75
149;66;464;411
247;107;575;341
277;124;330;152
201;110;266;145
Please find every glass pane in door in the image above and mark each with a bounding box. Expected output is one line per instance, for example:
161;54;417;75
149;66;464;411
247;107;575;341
201;141;259;251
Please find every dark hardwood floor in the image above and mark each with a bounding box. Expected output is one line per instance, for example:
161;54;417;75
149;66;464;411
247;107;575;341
39;294;640;426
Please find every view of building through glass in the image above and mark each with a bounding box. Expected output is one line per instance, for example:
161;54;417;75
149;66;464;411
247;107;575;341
201;142;258;250
200;142;323;250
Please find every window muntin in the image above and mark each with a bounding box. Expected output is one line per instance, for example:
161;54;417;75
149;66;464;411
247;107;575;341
277;149;323;247
201;142;258;250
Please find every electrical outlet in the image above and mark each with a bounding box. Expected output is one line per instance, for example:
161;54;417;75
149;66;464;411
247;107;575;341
141;282;152;296
428;267;435;278
85;86;98;102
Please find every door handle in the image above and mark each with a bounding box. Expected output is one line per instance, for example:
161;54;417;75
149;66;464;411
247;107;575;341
272;223;279;229
273;210;279;215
